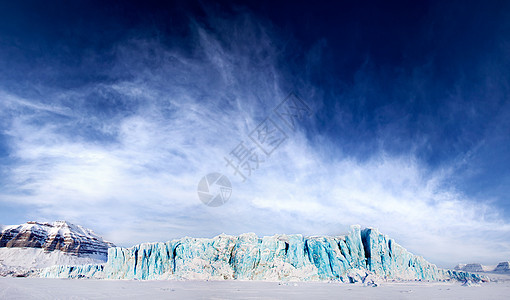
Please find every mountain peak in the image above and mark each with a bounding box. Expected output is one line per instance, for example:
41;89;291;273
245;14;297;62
0;221;114;259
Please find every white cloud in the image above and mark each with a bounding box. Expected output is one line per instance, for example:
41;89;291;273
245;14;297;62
0;14;509;268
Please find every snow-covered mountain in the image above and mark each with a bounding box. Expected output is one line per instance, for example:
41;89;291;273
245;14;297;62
0;221;114;276
0;221;114;257
41;225;487;283
494;262;510;272
456;263;485;272
454;261;510;273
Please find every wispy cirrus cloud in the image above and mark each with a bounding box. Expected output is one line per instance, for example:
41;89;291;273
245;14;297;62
0;9;509;268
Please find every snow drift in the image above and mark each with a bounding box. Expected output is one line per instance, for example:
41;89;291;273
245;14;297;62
40;225;487;283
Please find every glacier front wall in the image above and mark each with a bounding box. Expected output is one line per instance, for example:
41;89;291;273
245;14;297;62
40;226;486;282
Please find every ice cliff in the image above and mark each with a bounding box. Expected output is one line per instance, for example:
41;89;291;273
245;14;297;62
40;225;487;282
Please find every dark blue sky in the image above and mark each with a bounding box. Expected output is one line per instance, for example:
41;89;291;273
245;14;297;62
1;1;510;264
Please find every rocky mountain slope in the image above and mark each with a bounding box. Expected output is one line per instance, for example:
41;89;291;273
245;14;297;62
455;261;510;273
0;221;114;276
494;262;510;272
0;221;114;258
41;225;487;283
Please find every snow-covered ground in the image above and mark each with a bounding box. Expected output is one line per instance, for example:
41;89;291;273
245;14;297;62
0;248;105;276
1;274;509;300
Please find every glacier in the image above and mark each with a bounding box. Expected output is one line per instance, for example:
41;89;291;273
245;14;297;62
40;225;487;283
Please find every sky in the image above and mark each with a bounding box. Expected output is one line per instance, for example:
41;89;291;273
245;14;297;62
1;0;510;267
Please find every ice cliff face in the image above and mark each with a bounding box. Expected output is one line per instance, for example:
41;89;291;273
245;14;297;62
40;225;488;282
0;221;114;259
